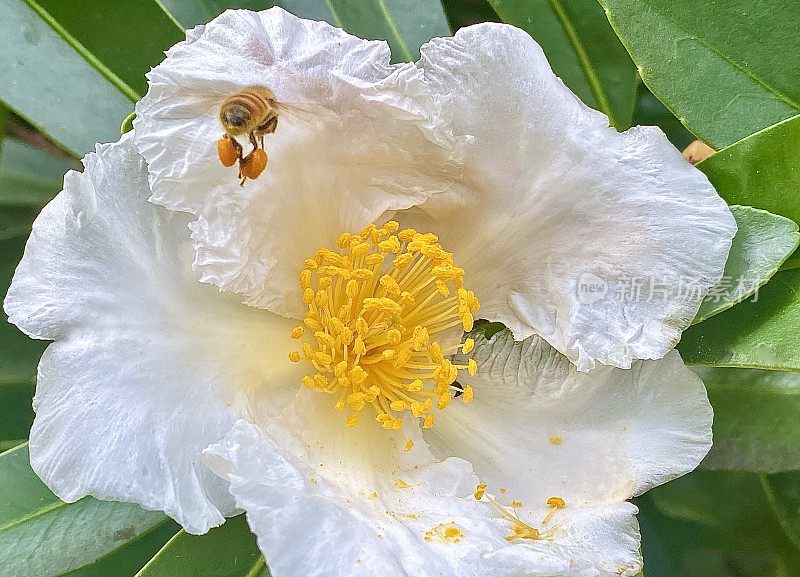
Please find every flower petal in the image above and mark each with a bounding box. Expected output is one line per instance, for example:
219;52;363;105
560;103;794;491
133;8;455;318
428;329;712;508
4;135;298;534
205;395;644;576
405;23;736;370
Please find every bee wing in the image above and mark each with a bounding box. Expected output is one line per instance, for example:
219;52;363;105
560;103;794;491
275;102;327;126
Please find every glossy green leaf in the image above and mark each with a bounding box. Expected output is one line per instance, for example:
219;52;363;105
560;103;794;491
158;1;279;29
136;514;268;577
0;140;74;440
600;0;800;148
0;106;7;153
632;84;694;150
679;269;800;371
693;206;799;325
694;367;800;472
0;139;74;207
762;472;800;554
160;0;450;62
0;444;176;577
0;1;133;156
488;0;638;130
0;377;34;442
61;521;180;577
29;0;184;98
698;115;800;230
638;470;800;576
0;232;42;442
326;0;451;61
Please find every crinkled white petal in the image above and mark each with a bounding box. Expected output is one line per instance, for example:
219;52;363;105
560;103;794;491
204;392;645;577
427;329;712;508
3;135;300;534
402;23;736;370
134;7;458;319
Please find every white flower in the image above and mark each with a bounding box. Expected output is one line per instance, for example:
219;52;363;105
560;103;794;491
5;8;735;577
133;8;736;372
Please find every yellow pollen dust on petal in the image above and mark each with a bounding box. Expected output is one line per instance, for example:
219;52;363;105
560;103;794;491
291;221;481;430
424;522;464;544
475;484;542;542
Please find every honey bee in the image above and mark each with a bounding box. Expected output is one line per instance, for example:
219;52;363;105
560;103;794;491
217;86;304;186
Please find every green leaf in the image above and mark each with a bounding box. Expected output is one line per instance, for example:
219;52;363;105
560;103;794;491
693;206;799;325
136;514;268;577
638;470;800;576
0;105;8;153
28;0;185;99
632;84;694;150
694;367;800;472
0;1;134;156
599;0;800;148
0;139;74;207
160;0;451;62
488;0;638;130
0;378;34;442
0;140;76;440
325;0;451;62
0;232;43;443
678;269;800;371
0;443;178;577
61;521;179;577
698;115;800;230
762;472;800;554
158;1;277;29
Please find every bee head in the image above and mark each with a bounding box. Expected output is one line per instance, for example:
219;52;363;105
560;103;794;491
220;103;251;135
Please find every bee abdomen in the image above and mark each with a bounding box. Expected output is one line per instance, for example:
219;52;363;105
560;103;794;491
226;90;269;115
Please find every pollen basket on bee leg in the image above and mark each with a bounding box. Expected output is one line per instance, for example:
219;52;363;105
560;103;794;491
217;135;241;167
240;149;268;182
288;221;481;431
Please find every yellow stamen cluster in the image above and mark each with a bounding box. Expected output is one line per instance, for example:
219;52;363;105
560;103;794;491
290;221;480;429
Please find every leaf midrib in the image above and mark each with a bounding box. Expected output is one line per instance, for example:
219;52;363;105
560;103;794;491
22;0;141;102
547;0;618;127
324;0;415;62
0;444;70;534
244;556;267;577
0;499;68;534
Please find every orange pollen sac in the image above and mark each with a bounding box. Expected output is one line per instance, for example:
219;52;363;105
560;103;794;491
217;135;240;167
290;221;480;430
240;148;268;180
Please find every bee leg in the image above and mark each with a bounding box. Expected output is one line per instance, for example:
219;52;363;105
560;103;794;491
234;137;244;161
249;131;259;152
259;134;264;148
